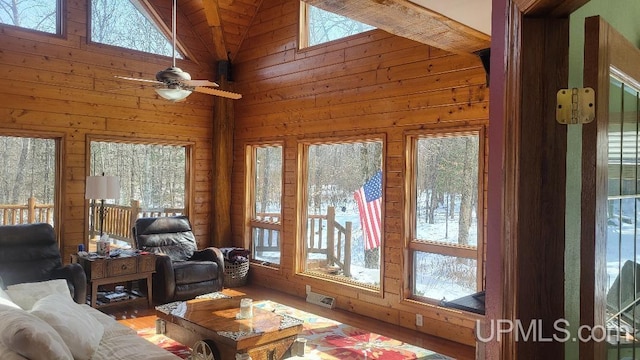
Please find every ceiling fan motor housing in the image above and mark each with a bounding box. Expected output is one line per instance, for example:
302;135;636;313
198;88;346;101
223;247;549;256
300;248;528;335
156;67;192;87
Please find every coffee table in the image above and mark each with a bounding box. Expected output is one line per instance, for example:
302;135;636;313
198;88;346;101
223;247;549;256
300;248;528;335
156;296;303;359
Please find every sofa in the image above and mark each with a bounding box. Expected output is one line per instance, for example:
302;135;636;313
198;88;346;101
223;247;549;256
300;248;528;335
0;279;180;360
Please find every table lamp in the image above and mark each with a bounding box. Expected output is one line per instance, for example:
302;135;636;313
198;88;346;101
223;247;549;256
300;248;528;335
85;174;120;237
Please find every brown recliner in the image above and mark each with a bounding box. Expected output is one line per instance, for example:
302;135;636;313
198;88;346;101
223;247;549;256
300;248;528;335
133;216;225;304
0;223;87;304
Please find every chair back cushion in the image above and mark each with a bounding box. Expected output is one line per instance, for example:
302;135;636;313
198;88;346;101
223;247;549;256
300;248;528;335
0;223;62;287
133;216;197;261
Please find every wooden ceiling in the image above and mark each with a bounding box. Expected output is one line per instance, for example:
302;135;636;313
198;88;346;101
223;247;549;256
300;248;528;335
144;0;490;68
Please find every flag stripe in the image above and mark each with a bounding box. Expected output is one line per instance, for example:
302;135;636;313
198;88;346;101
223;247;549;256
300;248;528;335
354;170;382;250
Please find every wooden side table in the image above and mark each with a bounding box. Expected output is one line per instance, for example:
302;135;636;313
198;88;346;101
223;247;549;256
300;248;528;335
71;253;156;309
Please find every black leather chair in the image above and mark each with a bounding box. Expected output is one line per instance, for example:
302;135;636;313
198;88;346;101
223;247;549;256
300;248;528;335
0;223;87;304
133;216;225;304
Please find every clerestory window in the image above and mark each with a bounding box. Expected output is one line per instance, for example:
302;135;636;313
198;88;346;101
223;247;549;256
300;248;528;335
299;2;375;48
0;0;61;35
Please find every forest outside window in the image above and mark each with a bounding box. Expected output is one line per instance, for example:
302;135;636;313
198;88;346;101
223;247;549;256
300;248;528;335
88;140;189;247
301;139;383;289
90;0;180;57
407;130;484;304
0;135;58;226
299;2;374;48
247;144;283;266
0;0;61;34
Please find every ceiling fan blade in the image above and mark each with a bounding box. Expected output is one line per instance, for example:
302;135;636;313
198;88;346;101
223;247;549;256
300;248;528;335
115;76;164;85
184;79;219;87
194;87;242;99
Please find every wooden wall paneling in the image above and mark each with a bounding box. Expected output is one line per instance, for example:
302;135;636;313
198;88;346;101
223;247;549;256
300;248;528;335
231;0;489;347
0;1;215;261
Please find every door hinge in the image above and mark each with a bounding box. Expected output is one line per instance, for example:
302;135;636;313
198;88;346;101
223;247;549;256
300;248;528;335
556;88;595;124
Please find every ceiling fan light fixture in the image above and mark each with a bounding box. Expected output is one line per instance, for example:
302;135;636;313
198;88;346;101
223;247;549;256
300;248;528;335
155;88;192;101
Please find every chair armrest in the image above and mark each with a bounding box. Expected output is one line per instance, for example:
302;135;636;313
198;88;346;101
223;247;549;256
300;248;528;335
51;263;87;304
154;254;176;304
191;247;225;288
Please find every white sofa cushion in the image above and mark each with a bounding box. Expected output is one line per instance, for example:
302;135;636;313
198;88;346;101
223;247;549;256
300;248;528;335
0;288;20;309
31;294;104;360
6;279;71;310
0;303;73;360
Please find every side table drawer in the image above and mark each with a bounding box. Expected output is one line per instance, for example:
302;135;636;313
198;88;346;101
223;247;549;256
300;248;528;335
138;255;156;272
108;257;137;276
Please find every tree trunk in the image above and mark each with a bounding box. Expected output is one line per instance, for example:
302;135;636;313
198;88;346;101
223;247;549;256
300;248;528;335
11;138;30;203
457;137;475;246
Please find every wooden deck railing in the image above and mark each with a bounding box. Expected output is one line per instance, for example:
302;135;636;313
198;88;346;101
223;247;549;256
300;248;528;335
90;200;183;242
253;206;352;276
0;197;54;226
0;198;182;245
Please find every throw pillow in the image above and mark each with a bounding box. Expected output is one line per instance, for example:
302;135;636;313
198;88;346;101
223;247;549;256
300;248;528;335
30;293;104;360
0;304;73;360
0;288;20;309
6;279;71;310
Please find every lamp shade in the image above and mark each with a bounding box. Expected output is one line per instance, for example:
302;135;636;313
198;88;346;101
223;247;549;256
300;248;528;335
85;175;120;200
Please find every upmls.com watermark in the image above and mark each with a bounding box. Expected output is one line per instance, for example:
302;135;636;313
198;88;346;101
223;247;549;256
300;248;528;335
476;319;612;343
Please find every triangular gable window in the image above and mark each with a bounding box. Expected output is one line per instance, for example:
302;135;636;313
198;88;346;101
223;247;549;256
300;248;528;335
91;0;182;58
300;3;375;48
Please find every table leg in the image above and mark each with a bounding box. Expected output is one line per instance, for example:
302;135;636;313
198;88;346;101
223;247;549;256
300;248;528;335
91;282;98;308
146;275;153;308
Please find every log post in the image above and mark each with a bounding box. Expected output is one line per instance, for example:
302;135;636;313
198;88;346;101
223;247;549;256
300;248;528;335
211;76;234;248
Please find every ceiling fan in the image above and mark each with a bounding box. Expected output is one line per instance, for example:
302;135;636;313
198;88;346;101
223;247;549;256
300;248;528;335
115;0;242;102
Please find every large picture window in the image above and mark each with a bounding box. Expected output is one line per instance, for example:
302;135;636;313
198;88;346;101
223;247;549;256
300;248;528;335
0;0;61;34
301;139;383;289
0;135;58;226
247;144;283;266
407;130;484;303
88;140;190;246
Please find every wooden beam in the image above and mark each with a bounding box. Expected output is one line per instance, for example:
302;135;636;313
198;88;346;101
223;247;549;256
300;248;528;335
202;0;229;60
514;0;590;16
303;0;490;54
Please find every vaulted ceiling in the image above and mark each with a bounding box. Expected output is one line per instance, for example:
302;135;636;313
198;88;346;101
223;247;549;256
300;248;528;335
143;0;491;69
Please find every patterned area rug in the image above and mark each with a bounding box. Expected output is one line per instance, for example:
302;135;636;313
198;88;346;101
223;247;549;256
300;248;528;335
137;328;191;359
137;298;452;360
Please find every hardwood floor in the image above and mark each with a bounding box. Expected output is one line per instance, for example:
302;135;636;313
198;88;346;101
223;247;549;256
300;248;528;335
103;285;475;360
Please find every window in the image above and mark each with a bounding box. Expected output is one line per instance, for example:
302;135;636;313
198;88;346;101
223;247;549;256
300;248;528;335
301;140;383;289
0;135;58;226
247;144;283;266
299;3;375;48
90;0;180;58
407;130;483;303
0;0;60;34
88;140;189;246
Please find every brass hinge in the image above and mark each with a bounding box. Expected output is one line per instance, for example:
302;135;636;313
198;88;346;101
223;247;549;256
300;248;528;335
556;88;595;124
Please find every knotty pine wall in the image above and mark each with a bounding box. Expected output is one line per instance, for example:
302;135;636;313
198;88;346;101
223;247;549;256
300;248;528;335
231;0;489;346
0;1;217;260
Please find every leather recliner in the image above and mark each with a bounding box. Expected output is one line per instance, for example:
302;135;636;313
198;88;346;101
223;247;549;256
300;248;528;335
132;216;225;304
0;223;87;304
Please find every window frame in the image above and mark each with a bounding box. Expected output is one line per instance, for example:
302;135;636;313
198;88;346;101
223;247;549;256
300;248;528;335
85;134;194;242
0;130;63;235
0;0;64;36
404;127;485;304
296;135;386;293
244;142;285;268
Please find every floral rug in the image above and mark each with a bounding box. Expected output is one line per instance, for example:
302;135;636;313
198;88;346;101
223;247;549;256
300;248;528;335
137;299;452;360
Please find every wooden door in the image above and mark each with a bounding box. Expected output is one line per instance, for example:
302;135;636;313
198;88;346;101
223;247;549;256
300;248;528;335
582;15;640;360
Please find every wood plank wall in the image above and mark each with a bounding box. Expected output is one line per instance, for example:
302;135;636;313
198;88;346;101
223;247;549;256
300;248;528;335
231;0;490;346
0;1;216;260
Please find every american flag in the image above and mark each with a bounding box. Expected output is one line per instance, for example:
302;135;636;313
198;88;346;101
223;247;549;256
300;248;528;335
354;170;382;250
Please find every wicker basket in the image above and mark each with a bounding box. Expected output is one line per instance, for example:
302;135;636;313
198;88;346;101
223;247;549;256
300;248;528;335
224;261;249;287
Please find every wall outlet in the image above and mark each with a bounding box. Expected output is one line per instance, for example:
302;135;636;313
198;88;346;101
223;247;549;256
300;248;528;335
416;314;423;327
305;285;311;294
